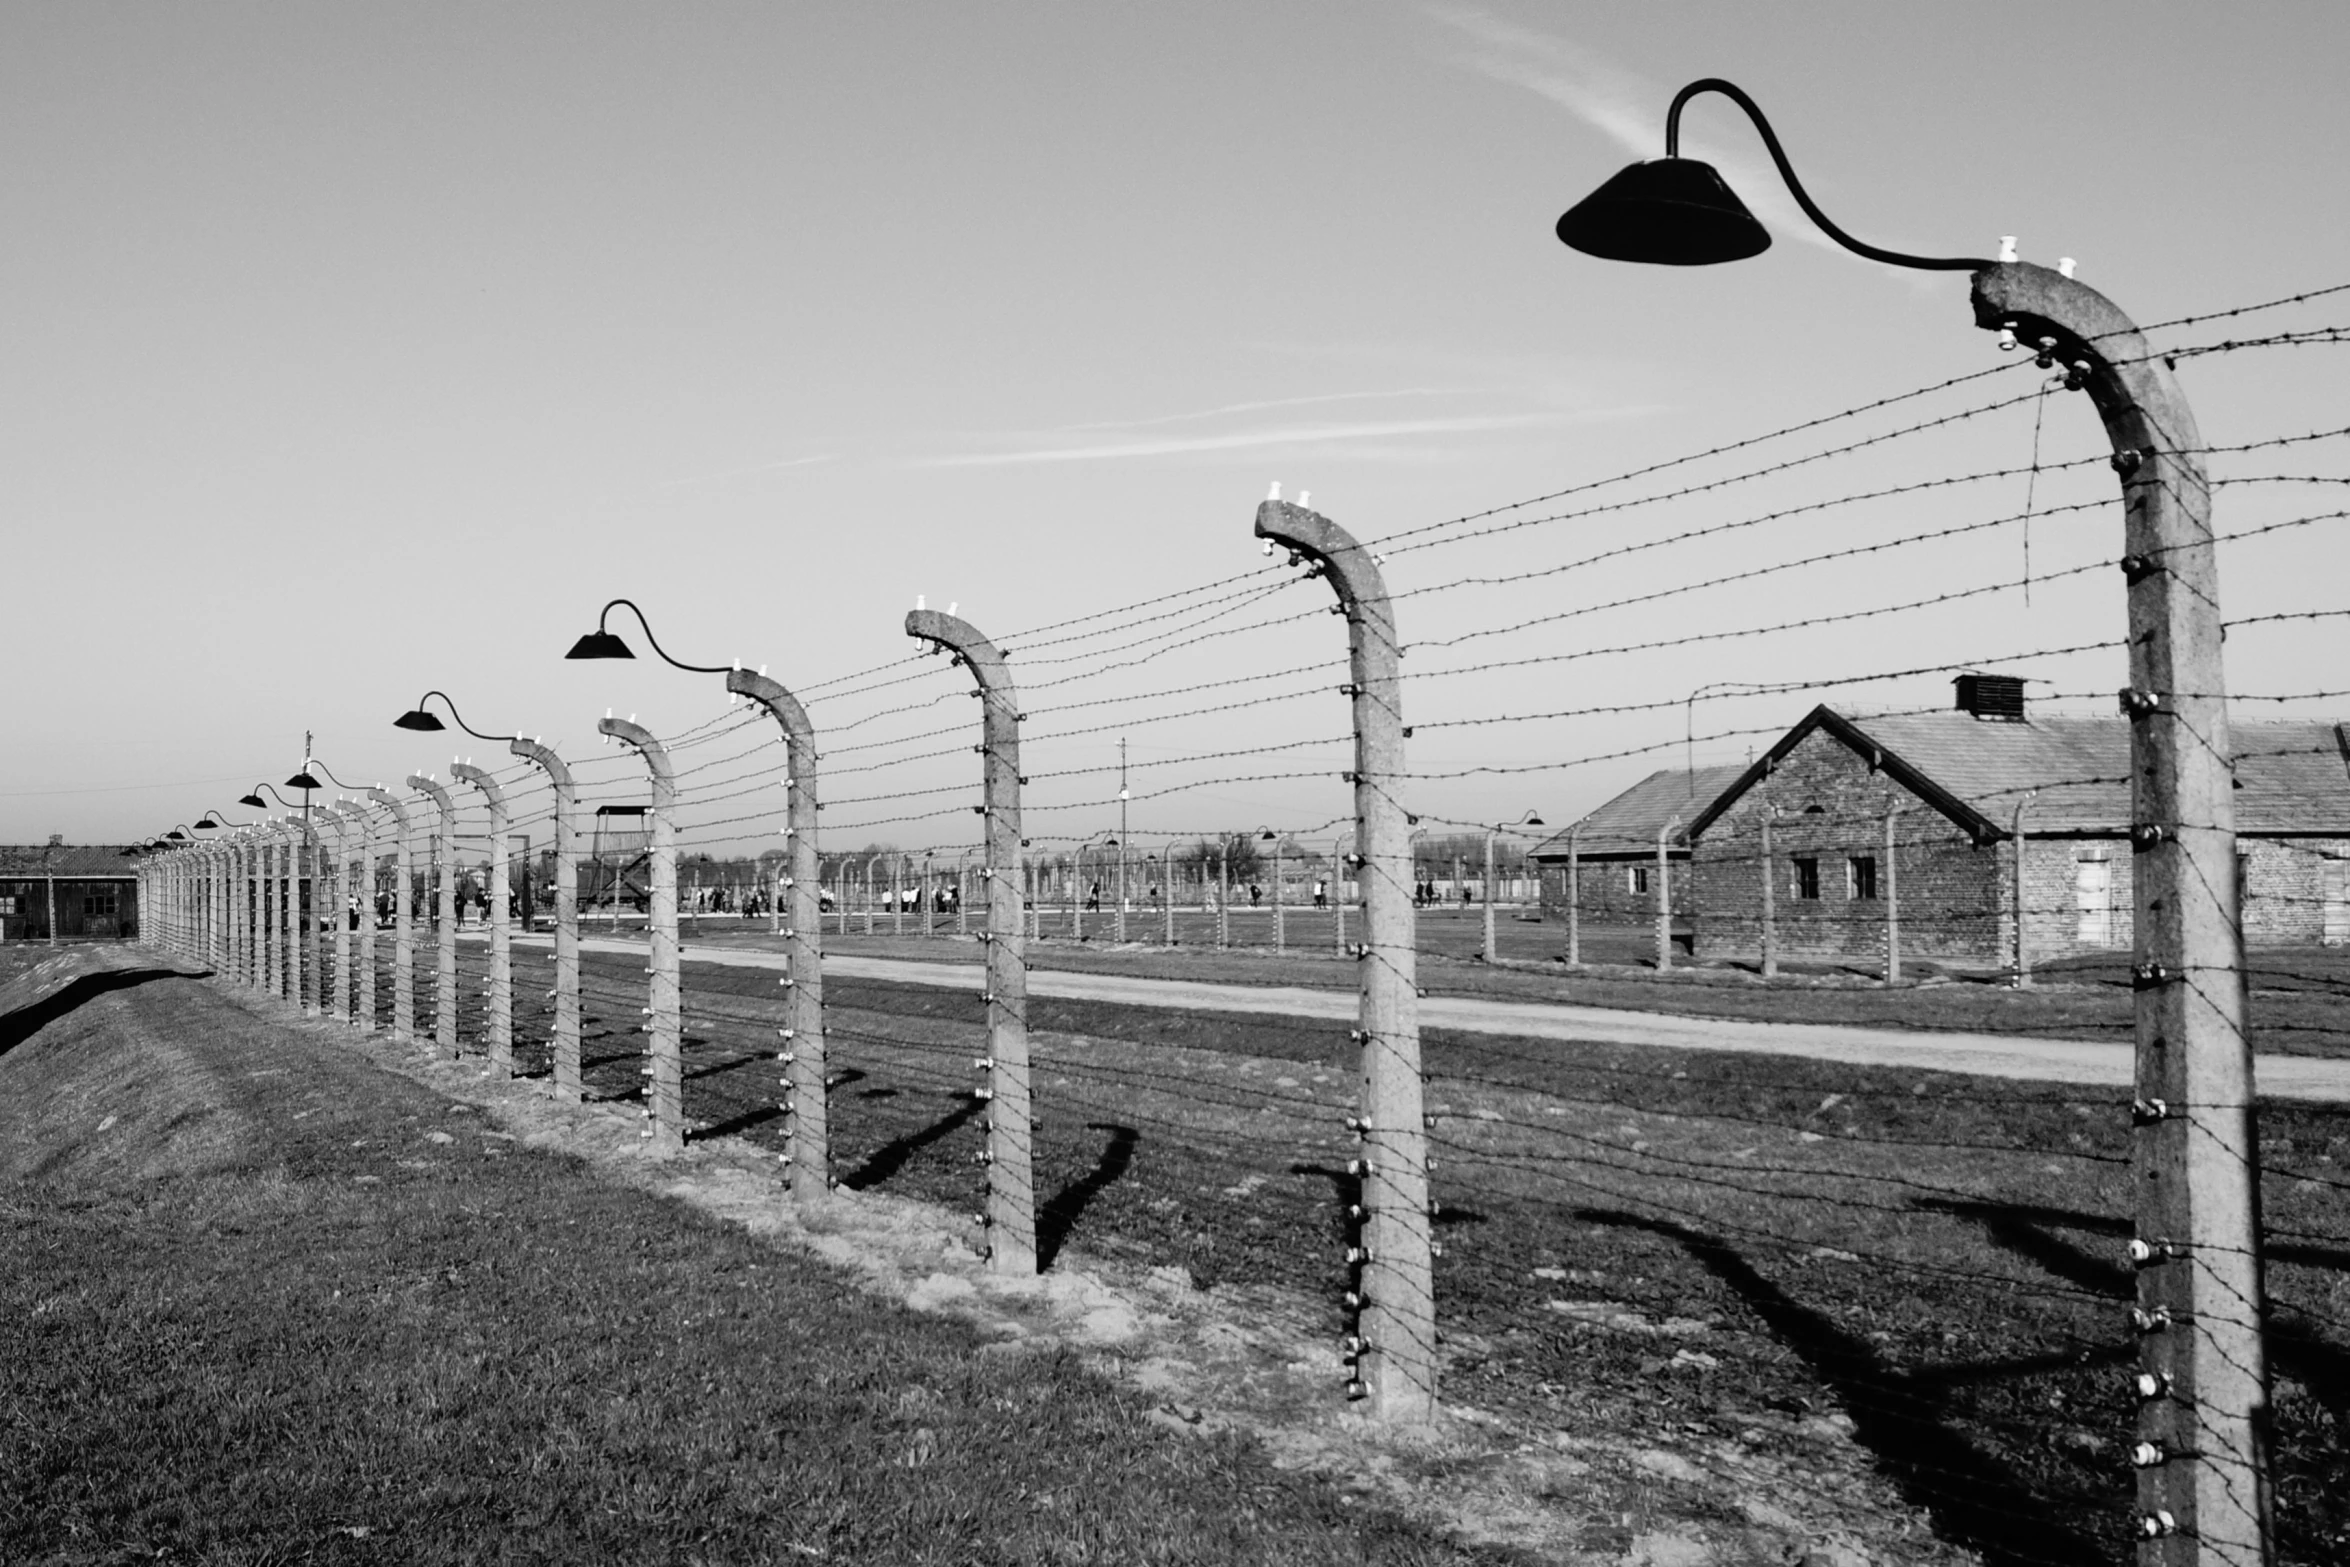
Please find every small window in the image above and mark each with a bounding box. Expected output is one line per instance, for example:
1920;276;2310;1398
1848;856;1878;901
0;896;15;915
1793;857;1821;901
83;889;118;919
1629;866;1651;895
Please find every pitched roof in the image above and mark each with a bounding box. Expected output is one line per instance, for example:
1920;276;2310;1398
1531;765;1748;859
0;844;143;878
1687;710;2350;839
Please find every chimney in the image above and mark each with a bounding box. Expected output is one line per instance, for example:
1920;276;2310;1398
1954;674;2027;722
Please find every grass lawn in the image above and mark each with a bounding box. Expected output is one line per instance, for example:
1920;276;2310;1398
0;948;1519;1567
138;931;2350;1564
520;949;2348;1567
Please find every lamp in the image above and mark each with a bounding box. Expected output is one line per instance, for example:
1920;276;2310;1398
394;689;512;741
564;599;730;673
239;783;303;810
1555;78;1991;272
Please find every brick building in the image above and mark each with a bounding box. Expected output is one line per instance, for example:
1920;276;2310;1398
0;842;141;941
1683;678;2350;965
1529;765;1746;941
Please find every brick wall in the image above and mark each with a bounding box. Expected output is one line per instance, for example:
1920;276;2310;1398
1688;727;2007;963
2240;837;2350;946
1536;853;1692;928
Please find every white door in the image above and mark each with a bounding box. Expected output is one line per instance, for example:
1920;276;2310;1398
2326;855;2349;946
2075;857;2113;947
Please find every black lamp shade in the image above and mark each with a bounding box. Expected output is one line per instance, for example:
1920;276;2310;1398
166;830;188;841
566;630;635;660
286;770;322;790
238;793;267;808
1526;812;1546;828
394;709;446;732
194;819;218;830
1556;158;1772;266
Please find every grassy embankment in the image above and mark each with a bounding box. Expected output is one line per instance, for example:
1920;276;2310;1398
0;946;1513;1566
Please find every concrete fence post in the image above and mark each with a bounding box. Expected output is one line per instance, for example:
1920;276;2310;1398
365;789;416;1041
288;820;312;1016
1883;808;1901;987
1760;806;1779;978
1975;262;2272;1563
452;765;513;1075
905;607;1035;1275
234;836;255;978
1272;842;1285;952
1655;815;1679;972
263;831;279;991
727;668;831;1201
1166;839;1180;946
2012;793;2037;989
225;835;243;983
408;775;460;1057
600;718;681;1154
320;805;352;1022
1565;826;1581;967
333;801;370;1026
512;740;580;1096
1257;496;1435;1423
1481;830;1498;962
302;822;322;1016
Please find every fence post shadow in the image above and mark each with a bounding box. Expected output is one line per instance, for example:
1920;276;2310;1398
1037;1122;1139;1271
840;1090;983;1193
1574;1205;2108;1567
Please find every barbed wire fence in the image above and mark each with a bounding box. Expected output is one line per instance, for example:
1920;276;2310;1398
133;274;2350;1567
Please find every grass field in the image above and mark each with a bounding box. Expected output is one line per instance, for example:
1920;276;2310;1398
475;938;2346;1567
90;930;2350;1565
0;947;1521;1566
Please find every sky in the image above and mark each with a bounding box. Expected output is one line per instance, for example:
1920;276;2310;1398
5;3;2346;857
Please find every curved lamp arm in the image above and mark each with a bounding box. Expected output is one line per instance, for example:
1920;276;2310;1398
395;690;514;742
1665;78;1991;272
567;599;731;674
240;782;307;810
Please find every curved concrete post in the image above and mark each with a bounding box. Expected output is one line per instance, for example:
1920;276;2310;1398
905;607;1033;1275
301;819;322;1016
261;828;279;992
2011;793;2037;989
511;740;578;1095
226;833;246;984
317;806;350;1022
727;669;829;1200
1481;829;1498;963
1654;815;1679;972
407;775;460;1057
324;801;367;1025
1975;262;2268;1561
600;717;681;1154
1566;825;1582;968
452;764;513;1075
286;817;314;1017
364;788;416;1041
1255;496;1432;1423
210;841;228;973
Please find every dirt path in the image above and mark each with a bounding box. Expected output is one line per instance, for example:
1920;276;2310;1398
537;934;2350;1102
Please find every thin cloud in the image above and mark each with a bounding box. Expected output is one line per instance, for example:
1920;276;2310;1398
913;412;1569;467
1422;5;1844;258
1053;386;1479;433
